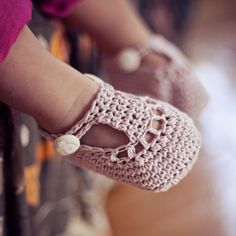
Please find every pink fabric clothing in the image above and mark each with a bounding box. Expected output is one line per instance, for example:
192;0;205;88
0;0;81;63
41;0;82;17
0;0;32;62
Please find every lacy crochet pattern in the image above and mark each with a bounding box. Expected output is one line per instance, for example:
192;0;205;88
42;82;201;191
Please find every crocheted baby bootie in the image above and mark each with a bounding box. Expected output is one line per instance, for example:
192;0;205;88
102;35;208;120
41;74;201;192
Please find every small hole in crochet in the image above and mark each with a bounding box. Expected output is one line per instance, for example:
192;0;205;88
152;109;163;116
117;150;128;158
152;120;162;131
81;124;129;149
134;142;143;154
145;132;155;143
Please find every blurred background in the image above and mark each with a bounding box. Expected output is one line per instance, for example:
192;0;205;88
1;0;235;235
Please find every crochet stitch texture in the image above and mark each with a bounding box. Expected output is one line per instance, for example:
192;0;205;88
42;81;201;191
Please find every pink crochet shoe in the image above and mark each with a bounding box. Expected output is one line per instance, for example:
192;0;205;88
41;74;201;192
102;35;208;120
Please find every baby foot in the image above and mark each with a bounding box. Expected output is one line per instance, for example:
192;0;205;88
40;74;201;192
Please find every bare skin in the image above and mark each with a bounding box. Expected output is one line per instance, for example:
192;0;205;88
0;0;165;148
0;27;98;133
65;0;167;66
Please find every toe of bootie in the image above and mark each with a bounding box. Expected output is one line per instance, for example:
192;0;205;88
41;75;201;192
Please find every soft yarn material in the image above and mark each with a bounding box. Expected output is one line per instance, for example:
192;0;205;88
42;75;201;192
102;35;208;120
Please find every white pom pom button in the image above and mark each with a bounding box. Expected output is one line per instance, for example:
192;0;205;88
20;124;30;147
54;134;80;156
117;48;141;72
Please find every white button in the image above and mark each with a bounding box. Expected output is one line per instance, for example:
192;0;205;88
54;135;80;156
20;124;30;147
118;48;141;72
